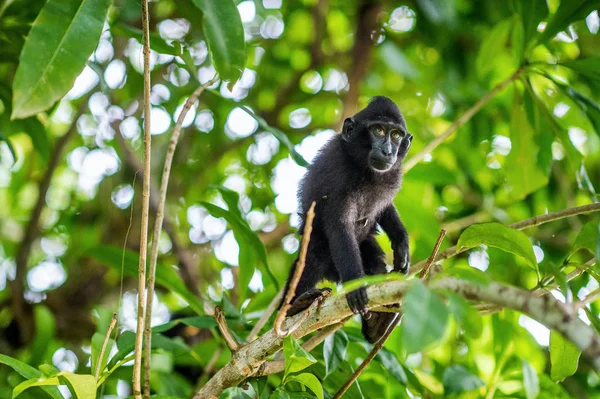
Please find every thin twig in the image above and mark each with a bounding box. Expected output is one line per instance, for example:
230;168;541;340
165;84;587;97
410;202;600;277
133;0;152;397
142;80;215;396
574;288;600;310
274;201;317;337
11;101;86;343
94;313;117;380
247;289;284;342
332;314;401;399
403;67;524;172
333;228;447;399
420;229;447;279
214;306;239;352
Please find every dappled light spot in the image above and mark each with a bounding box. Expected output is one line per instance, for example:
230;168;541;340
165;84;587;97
158;19;190;40
66;66;99;100
492;135;511;156
551;141;565;160
119;291;170;332
190;40;209;65
68;147;89;173
221;267;235;289
195;109;215;133
150;107;172;135
150;84;171;105
119;116;141;140
282;234;299;254
174;101;196;128
249;269;264;292
53;348;79;372
300;70;323;94
260;16;284;39
27;259;66;292
198;65;219;88
226;107;258;138
587;10;600;34
111;184;134;209
322;68;349;93
238;1;256;23
92;38;114;64
41;236;67;257
263;0;281;9
187;204;207;228
203;215;227;240
468;248;489;271
215;231;239;266
553;102;570;118
289;108;311;129
427;94;446;117
519;315;549;346
247;132;280;165
568;127;587;154
533;245;544;263
387;6;416;33
168;65;190;87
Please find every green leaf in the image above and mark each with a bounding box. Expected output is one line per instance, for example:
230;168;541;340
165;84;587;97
323;331;348;379
476;18;512;78
286;373;324;399
557;85;600;138
91;332;113;378
219;387;252;399
446;292;483;338
11;0;111;119
561;58;600;84
518;0;548;52
191;0;246;87
57;372;96;399
522;360;540;399
87;246;204;315
506;94;549;200
0;354;63;399
12;376;61;399
550;331;581;382
400;281;449;354
28;305;55;367
376;349;408;385
571;222;600;255
597;223;600;264
442;365;485;395
152;316;217;333
200;201;278;299
270;389;291;399
240;106;309;167
536;0;600;45
457;223;537;268
283;335;317;378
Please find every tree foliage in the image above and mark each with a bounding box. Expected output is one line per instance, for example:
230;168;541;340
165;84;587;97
0;0;600;398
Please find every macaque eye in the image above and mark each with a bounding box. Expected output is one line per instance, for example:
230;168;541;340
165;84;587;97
373;127;385;137
390;130;402;141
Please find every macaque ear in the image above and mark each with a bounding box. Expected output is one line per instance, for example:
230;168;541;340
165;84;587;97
342;117;355;141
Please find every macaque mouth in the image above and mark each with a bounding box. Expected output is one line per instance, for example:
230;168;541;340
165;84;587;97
369;157;393;171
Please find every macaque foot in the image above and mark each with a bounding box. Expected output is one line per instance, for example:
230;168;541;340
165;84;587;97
286;288;332;317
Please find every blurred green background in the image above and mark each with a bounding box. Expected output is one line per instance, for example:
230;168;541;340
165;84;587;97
0;0;600;397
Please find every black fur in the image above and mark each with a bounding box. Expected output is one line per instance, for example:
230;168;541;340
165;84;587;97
283;96;412;343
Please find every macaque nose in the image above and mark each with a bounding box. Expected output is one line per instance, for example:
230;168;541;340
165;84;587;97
381;145;392;157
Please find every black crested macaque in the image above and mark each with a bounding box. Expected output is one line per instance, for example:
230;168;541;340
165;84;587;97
283;96;412;343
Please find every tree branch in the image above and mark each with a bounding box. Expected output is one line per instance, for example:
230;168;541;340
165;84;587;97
194;276;600;398
214;305;240;352
133;0;152;396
